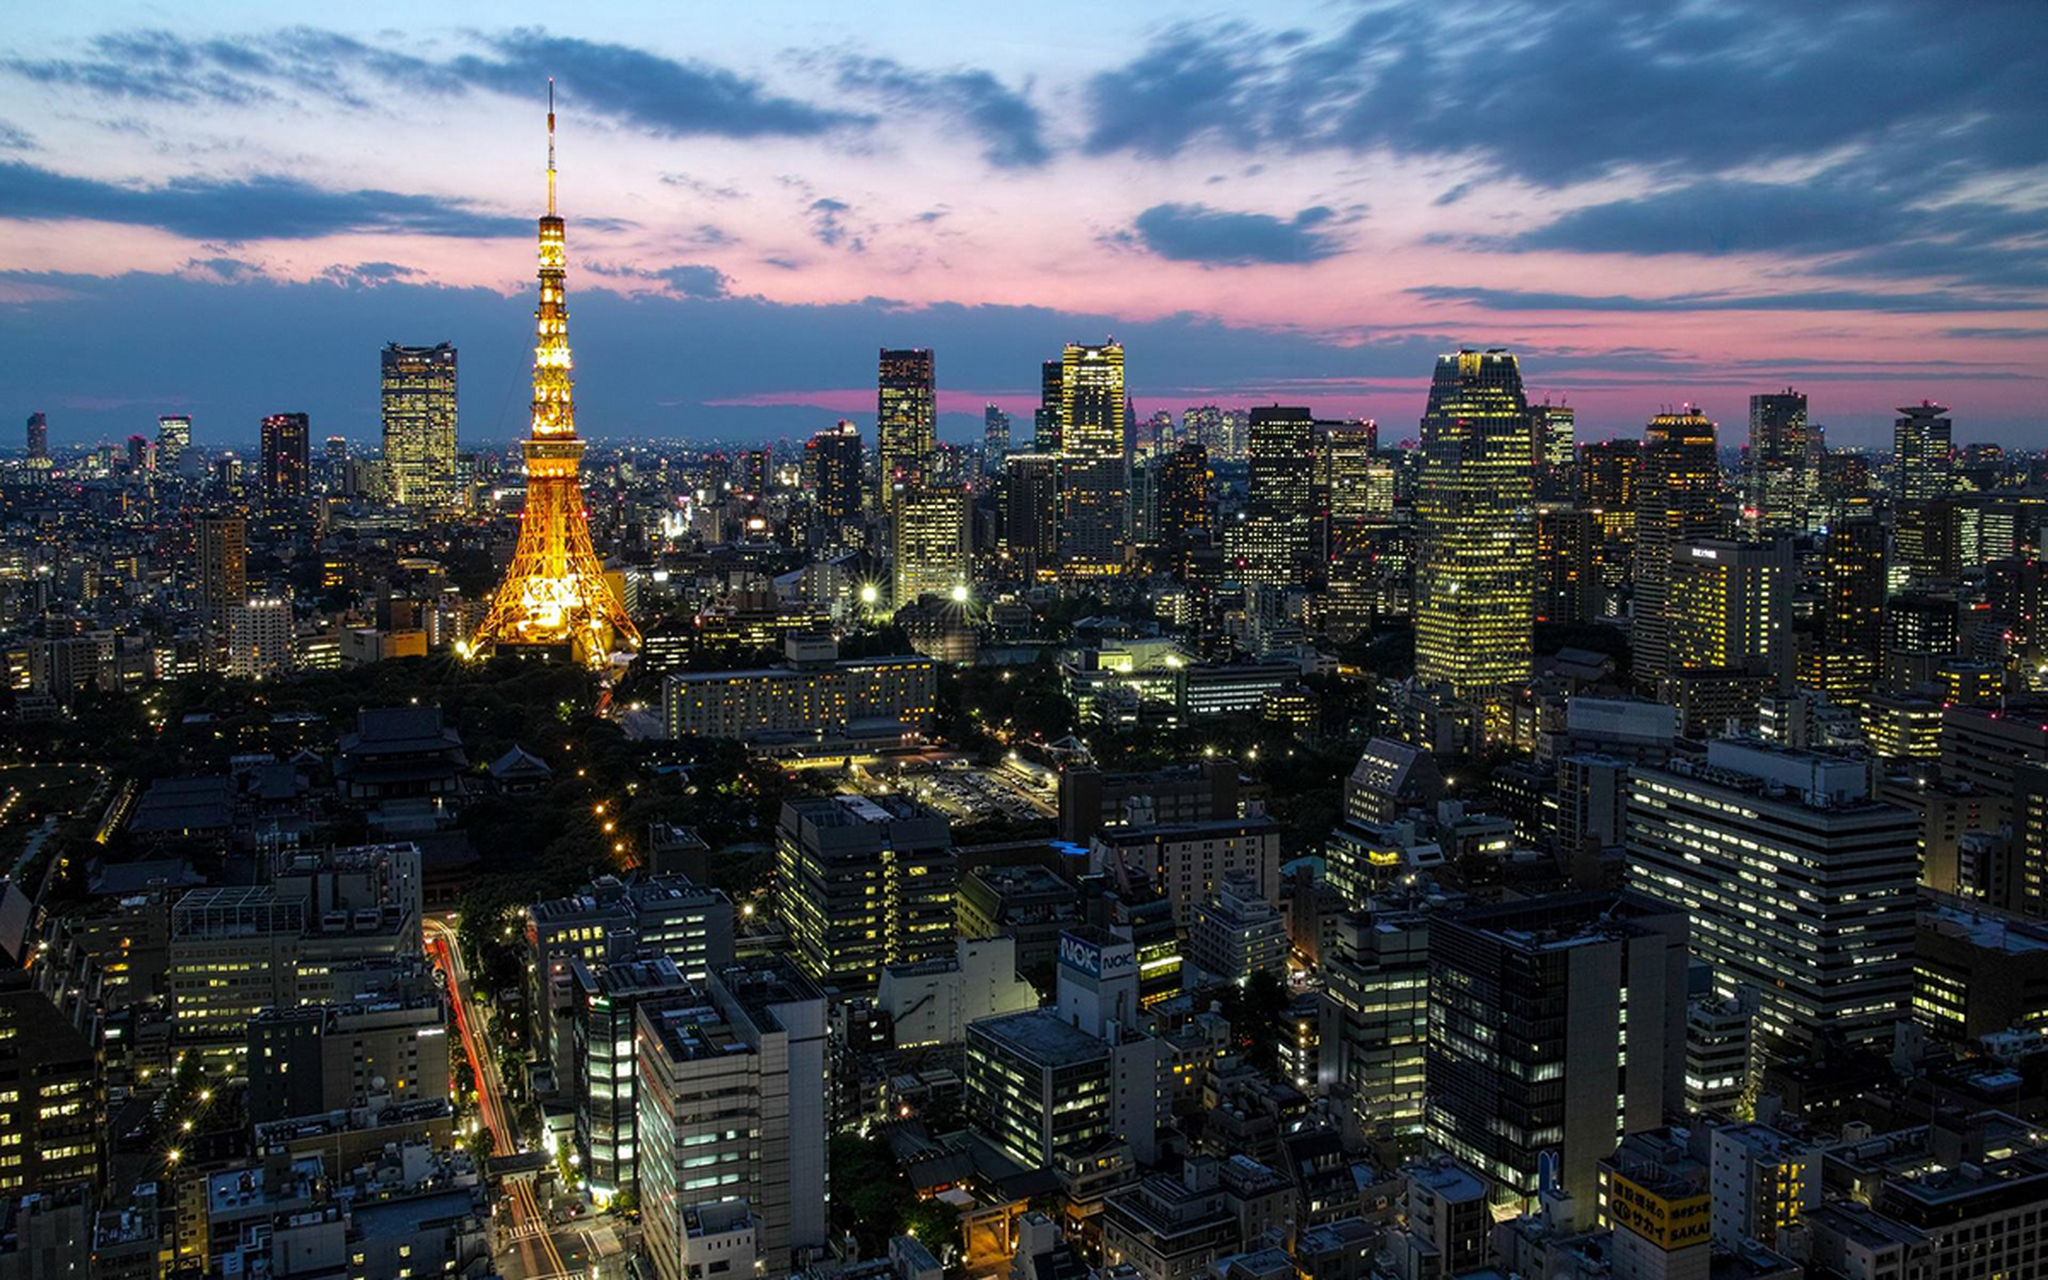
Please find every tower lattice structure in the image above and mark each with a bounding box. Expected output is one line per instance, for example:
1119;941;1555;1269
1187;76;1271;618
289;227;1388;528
471;85;639;668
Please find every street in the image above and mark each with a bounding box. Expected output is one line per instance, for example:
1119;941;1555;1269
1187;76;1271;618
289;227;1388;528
424;915;637;1280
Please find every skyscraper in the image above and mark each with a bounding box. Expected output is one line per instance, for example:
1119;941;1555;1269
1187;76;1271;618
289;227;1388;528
1059;340;1129;578
890;484;969;609
1747;389;1812;533
806;420;863;521
1530;400;1575;499
877;348;936;512
1317;419;1382;557
156;414;191;471
1631;406;1721;687
198;513;247;624
24;411;47;462
470;87;638;667
1154;442;1212;567
1666;537;1794;690
1241;405;1316;587
1003;453;1060;582
1580;437;1638;605
1893;401;1953;501
1810;517;1887;706
1035;359;1063;453
983;402;1011;470
1415;349;1534;723
380;341;458;508
260;412;310;501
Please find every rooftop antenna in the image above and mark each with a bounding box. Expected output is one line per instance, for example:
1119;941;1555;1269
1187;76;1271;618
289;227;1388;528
547;78;557;217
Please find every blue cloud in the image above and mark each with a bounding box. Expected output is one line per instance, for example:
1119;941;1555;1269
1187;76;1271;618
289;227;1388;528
1083;2;2048;190
1127;203;1343;266
0;160;526;240
836;57;1048;169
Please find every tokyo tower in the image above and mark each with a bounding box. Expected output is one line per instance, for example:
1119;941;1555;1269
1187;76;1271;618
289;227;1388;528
469;83;639;668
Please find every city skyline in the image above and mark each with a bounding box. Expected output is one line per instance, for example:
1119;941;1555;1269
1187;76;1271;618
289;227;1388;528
4;1;2047;448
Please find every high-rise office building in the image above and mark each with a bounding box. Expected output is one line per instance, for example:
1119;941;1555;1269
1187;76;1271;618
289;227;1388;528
1530;400;1575;499
983;402;1011;470
1893;400;1953;502
24;411;47;462
1536;506;1597;625
890;484;969;609
1426;891;1688;1209
1414;349;1534;723
260;412;311;501
197;513;247;625
571;955;693;1200
877;347;936;512
1059;341;1129;578
1154;443;1212;566
380;342;458;508
806;420;863;522
1580;437;1638;602
1632;406;1721;687
1666;537;1793;690
1627;740;1917;1057
1747;389;1812;533
1004;452;1061;582
156;414;191;470
323;434;348;488
637;959;827;1280
1317;418;1383;555
125;433;154;473
1811;517;1887;707
774;795;958;992
1035;359;1063;453
1240;405;1315;587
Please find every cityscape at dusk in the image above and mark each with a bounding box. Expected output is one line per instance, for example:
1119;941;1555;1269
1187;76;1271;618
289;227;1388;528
6;5;2048;1280
5;2;2048;446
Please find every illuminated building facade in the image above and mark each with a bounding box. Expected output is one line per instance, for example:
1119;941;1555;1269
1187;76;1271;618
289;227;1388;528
380;342;458;508
1626;740;1917;1057
198;513;247;625
1240;405;1315;587
806;419;863;521
1414;349;1534;721
1580;437;1637;605
1666;537;1793;690
1632;406;1721;687
1059;341;1129;578
877;347;935;513
1154;443;1212;565
1747;388;1812;533
1811;517;1886;706
983;402;1011;469
1893;400;1953;502
1004;452;1061;581
156;414;190;471
1530;400;1575;499
1536;506;1596;625
1035;359;1063;452
890;484;969;609
1318;419;1386;554
260;412;310;501
24;412;48;463
471;90;639;667
774;795;957;992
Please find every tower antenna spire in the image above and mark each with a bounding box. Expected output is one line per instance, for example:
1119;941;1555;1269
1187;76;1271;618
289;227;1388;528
546;78;557;217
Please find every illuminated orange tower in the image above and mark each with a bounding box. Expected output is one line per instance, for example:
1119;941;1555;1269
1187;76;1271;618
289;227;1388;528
471;83;639;667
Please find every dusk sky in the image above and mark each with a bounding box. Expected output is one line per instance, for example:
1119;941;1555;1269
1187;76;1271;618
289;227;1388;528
4;0;2046;451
